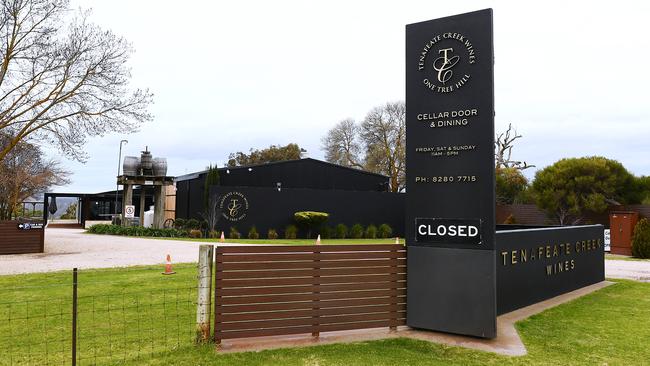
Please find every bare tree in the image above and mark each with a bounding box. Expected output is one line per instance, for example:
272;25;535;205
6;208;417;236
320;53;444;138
320;118;364;169
495;123;534;170
0;133;69;219
0;0;152;162
360;101;406;192
321;102;406;192
199;194;221;235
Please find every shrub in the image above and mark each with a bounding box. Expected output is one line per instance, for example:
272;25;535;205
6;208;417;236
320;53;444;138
186;219;201;230
174;218;186;230
365;224;377;239
208;230;220;239
248;226;260;239
335;224;348;239
320;226;332;239
632;218;650;259
294;211;329;238
189;229;202;238
378;224;393;239
267;229;279;240
229;227;241;240
350;224;364;239
284;225;298;239
87;224;189;238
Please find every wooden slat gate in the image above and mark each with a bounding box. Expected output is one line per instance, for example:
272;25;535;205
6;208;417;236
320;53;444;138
214;245;406;343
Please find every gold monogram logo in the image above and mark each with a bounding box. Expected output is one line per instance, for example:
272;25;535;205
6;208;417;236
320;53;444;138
227;198;242;218
219;192;249;222
418;32;476;94
433;48;460;84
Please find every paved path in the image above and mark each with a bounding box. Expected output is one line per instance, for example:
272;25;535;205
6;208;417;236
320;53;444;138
0;228;243;275
605;259;650;282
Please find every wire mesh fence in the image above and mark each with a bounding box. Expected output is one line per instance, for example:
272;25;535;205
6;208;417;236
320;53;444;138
0;263;203;365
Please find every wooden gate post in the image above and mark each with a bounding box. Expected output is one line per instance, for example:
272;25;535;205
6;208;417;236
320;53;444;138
196;244;214;343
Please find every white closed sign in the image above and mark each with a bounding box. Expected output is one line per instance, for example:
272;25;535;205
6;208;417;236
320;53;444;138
124;205;135;218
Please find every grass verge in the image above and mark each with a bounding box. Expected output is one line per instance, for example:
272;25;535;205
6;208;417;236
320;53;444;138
605;254;650;262
1;265;648;365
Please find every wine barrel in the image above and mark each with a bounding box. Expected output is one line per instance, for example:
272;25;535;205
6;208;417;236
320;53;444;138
123;156;140;176
153;157;168;176
140;150;153;170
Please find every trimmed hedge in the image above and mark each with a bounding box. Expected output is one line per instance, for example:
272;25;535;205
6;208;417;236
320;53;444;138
87;224;188;238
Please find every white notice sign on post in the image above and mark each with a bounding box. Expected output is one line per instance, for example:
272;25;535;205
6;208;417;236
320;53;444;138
124;205;135;218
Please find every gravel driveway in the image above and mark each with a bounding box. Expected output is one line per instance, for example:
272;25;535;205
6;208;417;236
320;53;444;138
2;229;650;280
605;259;650;282
0;228;239;275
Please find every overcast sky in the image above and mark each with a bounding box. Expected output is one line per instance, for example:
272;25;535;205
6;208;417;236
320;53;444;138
52;0;650;193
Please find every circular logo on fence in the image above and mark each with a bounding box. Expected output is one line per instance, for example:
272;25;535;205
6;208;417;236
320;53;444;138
418;32;477;94
219;192;249;221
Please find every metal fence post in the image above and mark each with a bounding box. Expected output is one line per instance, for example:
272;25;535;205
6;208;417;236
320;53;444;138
72;268;78;366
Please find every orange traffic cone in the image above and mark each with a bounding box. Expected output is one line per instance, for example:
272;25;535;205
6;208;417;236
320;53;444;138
395;237;400;244
162;254;176;275
219;231;225;243
316;234;321;245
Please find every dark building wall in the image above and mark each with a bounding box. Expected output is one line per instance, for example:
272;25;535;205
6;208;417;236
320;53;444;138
175;158;392;221
208;186;405;238
217;159;388;191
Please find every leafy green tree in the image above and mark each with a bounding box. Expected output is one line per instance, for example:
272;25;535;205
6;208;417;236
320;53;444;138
60;203;77;220
227;143;306;167
531;157;637;225
496;167;529;204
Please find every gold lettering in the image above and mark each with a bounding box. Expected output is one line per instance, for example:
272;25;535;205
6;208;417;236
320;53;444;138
520;249;528;263
565;243;571;254
546;265;553;275
538;246;544;259
571;260;575;269
546;245;551;258
553;245;559;257
501;251;508;266
511;250;518;265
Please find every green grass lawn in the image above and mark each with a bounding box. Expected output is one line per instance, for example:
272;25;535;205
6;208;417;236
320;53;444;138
605;253;650;262
1;265;649;365
155;237;405;245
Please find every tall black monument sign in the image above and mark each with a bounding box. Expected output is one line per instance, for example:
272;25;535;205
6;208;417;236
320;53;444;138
406;9;496;338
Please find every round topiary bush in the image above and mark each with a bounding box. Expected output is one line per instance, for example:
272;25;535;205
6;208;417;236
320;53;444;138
632;218;650;259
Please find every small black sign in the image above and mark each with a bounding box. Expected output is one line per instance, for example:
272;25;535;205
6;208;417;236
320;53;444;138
415;218;482;245
17;222;44;230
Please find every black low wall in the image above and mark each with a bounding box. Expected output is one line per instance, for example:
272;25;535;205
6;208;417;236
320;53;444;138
205;186;404;238
496;225;605;315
